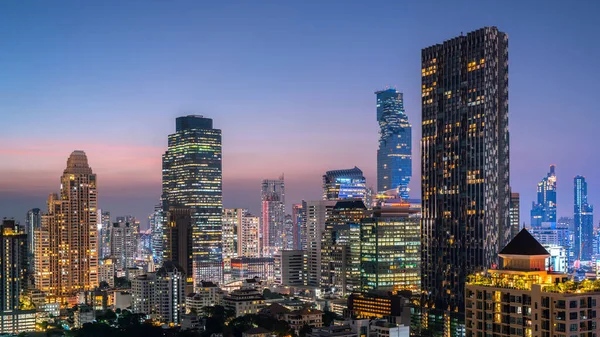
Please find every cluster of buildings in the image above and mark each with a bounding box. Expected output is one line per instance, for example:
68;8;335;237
3;25;600;337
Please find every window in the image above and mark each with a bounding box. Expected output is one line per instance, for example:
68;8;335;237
570;324;577;332
570;312;578;320
570;300;578;308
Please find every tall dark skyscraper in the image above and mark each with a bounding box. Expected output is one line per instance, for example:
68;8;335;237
376;88;412;198
574;175;593;261
421;27;509;332
162;115;223;284
530;165;557;227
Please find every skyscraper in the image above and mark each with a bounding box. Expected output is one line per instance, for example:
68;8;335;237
261;176;285;257
25;208;41;274
360;200;420;295
149;203;165;265
162;115;223;284
1;219;35;334
305;200;336;287
530;165;557;227
292;203;305;250
322;166;367;201
110;221;137;270
35;151;99;302
574;175;593;261
376;88;412;198
239;213;261;258
98;210;111;259
421;27;509;332
222;208;243;275
509;193;520;239
321;200;369;294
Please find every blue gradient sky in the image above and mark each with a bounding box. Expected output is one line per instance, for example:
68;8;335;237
1;1;599;226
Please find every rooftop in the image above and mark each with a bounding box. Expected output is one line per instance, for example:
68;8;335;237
499;228;549;256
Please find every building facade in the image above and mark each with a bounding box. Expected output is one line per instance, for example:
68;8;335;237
466;229;600;337
162;115;223;284
1;220;28;312
240;213;261;258
510;193;520;240
376;88;412;198
323;167;367;201
275;249;305;286
223;208;243;273
230;257;274;282
292;203;305;250
360;201;420;294
35;151;99;302
261;177;285;257
530;165;557;227
110;221;137;270
149;203;165;265
574;175;594;262
25;208;41;274
421;27;510;333
305;200;336;287
321;200;368;294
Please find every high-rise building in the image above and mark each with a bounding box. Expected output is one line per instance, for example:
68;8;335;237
149;204;165;265
110;222;137;270
163;207;193;280
421;27;509;332
35;151;99;302
1;219;35;334
261;176;285;257
509;193;520;239
321;200;369;294
25;208;41;273
322;167;367;201
292;204;304;250
376;88;412;198
530;165;557;227
294;202;308;251
305;200;336;287
360;200;420;295
240;213;261;258
230;257;274;282
154;261;185;324
465;229;600;337
98;210;111;260
222;208;243;274
162;115;223;284
1;220;27;311
574;175;594;261
283;214;295;250
275;250;305;286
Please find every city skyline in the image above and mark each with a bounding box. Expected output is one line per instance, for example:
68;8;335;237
1;1;600;224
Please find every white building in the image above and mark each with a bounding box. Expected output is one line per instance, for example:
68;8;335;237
222;286;265;317
114;291;132;311
154;261;185;324
275;250;305;286
186;281;221;313
110;221;137;270
544;244;568;272
240;214;261;258
305;200;336;287
131;273;156;315
74;305;95;328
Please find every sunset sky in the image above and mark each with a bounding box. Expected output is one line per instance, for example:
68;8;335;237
1;1;599;225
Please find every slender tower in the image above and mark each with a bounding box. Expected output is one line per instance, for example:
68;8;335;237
421;27;509;334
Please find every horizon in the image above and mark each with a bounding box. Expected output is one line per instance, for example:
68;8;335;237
1;1;599;226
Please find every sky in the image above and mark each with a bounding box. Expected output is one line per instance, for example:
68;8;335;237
1;0;599;227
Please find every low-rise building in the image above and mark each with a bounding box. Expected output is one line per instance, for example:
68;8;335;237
466;229;600;337
186;281;222;313
223;286;265;317
231;257;274;282
114;291;132;310
284;308;323;332
74;305;95;328
0;311;36;334
309;324;357;337
347;291;411;325
369;320;409;337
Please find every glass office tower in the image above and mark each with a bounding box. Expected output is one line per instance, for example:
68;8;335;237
162;115;222;284
376;89;412;198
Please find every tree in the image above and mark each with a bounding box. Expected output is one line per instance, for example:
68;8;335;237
322;311;340;327
114;276;131;288
299;324;312;337
263;289;283;300
99;281;110;290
